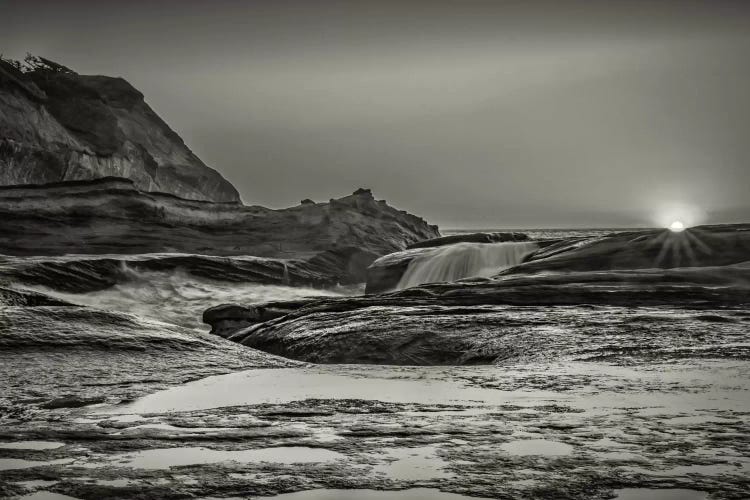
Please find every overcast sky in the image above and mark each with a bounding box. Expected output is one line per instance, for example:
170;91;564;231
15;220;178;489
4;0;750;228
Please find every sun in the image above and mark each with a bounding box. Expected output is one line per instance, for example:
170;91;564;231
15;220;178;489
669;220;685;232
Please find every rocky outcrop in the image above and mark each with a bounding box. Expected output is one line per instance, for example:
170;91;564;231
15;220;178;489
0;55;442;285
205;224;750;365
0;56;239;202
512;224;750;274
406;231;530;249
0;253;345;294
203;301;311;339
365;232;535;293
0;286;294;417
365;225;750;293
0;179;438;257
205;262;750;365
0;179;439;284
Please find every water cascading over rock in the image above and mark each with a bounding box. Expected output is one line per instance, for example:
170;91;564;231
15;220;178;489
396;242;539;289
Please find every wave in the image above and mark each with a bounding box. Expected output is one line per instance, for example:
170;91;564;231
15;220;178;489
23;265;352;331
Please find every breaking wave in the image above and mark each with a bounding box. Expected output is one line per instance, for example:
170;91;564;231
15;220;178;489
24;265;351;331
0;253;356;331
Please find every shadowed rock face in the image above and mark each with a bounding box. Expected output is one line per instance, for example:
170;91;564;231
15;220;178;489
0;57;239;203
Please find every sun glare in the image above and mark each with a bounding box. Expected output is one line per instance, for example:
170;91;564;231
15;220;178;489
669;220;685;232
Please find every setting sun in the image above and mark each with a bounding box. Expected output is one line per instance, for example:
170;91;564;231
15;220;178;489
669;220;685;232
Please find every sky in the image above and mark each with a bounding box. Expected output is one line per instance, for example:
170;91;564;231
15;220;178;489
3;0;750;228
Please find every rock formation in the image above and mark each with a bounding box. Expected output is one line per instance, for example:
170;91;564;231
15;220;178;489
0;55;239;202
365;225;750;293
0;178;438;257
511;224;750;274
0;179;439;286
0;55;441;287
205;261;750;364
205;225;750;364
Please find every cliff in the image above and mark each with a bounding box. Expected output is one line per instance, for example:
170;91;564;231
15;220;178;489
0;55;240;202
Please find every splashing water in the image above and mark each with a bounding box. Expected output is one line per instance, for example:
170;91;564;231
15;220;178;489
397;242;539;289
26;264;353;332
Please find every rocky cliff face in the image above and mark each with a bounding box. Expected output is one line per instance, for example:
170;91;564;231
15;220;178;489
0;56;239;202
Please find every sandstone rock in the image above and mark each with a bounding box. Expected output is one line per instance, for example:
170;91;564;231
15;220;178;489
0;57;239;203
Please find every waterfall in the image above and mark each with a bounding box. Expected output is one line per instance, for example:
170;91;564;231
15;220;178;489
282;261;290;285
396;241;539;290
